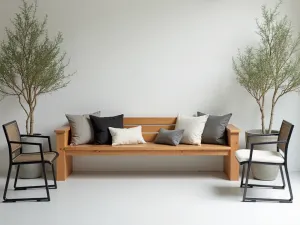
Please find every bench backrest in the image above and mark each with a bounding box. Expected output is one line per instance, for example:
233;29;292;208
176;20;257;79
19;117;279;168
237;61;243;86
124;117;177;142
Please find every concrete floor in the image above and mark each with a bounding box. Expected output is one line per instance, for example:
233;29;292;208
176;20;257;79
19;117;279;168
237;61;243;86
0;171;299;225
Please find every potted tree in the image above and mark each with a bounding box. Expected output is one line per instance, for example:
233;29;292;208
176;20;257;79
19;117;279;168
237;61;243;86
0;0;72;178
233;1;300;180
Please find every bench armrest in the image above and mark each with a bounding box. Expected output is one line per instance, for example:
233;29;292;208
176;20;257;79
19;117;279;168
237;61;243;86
55;126;71;134
226;124;240;135
55;126;71;149
226;124;240;148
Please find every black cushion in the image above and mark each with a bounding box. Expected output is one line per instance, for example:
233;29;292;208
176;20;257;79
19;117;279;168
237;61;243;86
90;114;124;144
197;112;232;145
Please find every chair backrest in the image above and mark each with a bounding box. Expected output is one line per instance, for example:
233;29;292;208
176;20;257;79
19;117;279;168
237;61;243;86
277;120;294;155
2;121;22;159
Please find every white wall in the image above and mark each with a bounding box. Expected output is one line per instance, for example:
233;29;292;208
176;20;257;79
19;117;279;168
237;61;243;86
0;0;299;174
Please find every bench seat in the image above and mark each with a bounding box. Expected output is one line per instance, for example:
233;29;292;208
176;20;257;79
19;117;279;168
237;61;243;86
65;143;231;155
55;117;240;181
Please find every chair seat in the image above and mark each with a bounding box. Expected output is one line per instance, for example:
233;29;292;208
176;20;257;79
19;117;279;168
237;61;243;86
13;152;58;164
235;149;284;164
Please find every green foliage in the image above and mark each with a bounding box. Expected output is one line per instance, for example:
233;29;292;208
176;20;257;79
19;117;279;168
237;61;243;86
0;0;72;134
233;1;300;133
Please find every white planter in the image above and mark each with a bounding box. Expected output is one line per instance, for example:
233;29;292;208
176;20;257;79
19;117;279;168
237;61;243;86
19;136;44;179
245;130;279;181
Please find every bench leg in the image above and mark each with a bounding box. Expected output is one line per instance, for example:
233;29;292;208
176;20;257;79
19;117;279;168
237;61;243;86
56;131;73;181
224;153;239;181
57;152;73;181
224;131;239;181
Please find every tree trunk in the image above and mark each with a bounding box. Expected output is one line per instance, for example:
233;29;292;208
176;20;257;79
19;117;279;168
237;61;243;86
257;97;266;134
268;89;278;134
29;108;34;135
26;114;30;135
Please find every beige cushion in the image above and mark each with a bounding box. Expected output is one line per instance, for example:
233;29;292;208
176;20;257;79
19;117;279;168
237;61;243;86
235;149;284;164
66;111;101;145
108;126;146;146
13;152;58;163
175;114;208;145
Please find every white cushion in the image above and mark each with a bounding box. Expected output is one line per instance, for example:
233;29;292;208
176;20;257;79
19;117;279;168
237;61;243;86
175;114;208;145
108;126;146;146
235;149;284;164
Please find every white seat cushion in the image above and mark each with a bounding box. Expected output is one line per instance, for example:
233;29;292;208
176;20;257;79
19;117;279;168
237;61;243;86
235;149;284;164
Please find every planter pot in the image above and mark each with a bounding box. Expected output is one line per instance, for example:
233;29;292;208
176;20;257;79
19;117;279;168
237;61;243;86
19;135;44;179
245;130;279;181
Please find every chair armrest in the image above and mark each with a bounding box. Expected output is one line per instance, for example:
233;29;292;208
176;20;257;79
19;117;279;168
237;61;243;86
20;135;53;152
251;140;286;147
10;141;42;147
21;134;50;138
10;141;46;161
247;140;287;163
247;133;279;137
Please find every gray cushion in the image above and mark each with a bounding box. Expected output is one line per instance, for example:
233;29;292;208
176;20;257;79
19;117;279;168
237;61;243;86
197;112;232;145
154;128;184;146
66;111;101;145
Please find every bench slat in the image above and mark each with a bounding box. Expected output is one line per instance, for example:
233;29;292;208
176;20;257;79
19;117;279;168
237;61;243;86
124;125;175;132
124;117;177;125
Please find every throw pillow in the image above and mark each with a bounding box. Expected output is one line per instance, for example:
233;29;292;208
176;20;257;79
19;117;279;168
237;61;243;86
197;112;232;145
108;126;146;146
154;128;184;146
66;111;101;145
90;114;124;144
175;114;208;145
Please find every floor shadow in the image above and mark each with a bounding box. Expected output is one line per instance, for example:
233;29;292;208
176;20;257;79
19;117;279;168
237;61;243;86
213;186;242;197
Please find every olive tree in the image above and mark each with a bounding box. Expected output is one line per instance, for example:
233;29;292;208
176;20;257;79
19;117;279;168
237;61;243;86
0;0;72;134
233;1;300;133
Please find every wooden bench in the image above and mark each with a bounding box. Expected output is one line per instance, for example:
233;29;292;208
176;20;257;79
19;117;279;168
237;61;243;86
55;117;240;181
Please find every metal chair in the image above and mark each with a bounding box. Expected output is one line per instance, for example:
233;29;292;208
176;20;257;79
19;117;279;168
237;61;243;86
235;120;294;203
2;120;59;202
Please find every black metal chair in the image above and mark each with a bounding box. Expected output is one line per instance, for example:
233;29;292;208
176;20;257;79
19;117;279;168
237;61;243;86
235;120;294;203
2;120;59;202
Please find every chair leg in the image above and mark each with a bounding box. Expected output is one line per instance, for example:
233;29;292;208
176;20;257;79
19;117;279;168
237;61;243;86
41;162;50;202
278;165;286;189
13;165;20;189
14;163;57;190
242;162;252;202
3;163;53;203
242;163;293;203
240;164;245;188
284;164;293;203
3;164;13;202
241;165;285;189
52;164;57;189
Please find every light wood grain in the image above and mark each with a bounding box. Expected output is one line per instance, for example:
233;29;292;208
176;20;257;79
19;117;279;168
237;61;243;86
55;127;73;181
226;124;240;134
124;117;177;125
55;117;240;181
124;125;175;132
224;127;240;181
55;126;71;134
66;150;228;156
64;143;231;151
143;133;158;142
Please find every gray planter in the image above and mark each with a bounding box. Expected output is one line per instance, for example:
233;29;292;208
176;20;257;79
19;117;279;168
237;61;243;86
19;136;43;179
245;130;279;181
